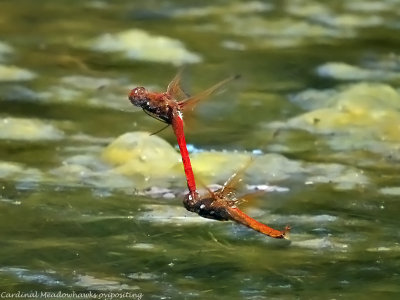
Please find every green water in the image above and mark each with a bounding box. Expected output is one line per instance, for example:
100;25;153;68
1;1;400;299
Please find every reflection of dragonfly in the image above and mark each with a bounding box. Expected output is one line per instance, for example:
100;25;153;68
129;71;238;200
184;160;290;239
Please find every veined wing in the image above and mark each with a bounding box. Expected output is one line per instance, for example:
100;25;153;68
166;69;189;101
220;158;253;197
178;74;240;111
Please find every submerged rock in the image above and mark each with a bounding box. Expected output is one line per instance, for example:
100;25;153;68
89;29;202;65
190;151;250;183
100;132;369;191
47;132;183;191
43;131;369;192
379;187;400;196
306;163;368;190
345;1;395;13
286;1;331;18
0;41;13;62
221;17;355;48
102;131;181;179
0;161;24;178
75;274;136;291
247;153;305;182
272;82;400;166
0;64;36;81
0;117;64;141
192;151;366;190
282;83;400;140
57;75;130;109
50;164;93;183
49;162;138;190
310;13;383;29
0;267;62;286
172;1;398;50
0;85;41;102
291;237;348;251
36;75;132;110
317;62;400;81
0;161;42;188
172;1;273;18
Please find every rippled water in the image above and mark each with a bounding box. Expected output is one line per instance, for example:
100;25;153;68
1;0;400;299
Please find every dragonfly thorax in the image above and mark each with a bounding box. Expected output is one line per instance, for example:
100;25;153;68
130;88;177;123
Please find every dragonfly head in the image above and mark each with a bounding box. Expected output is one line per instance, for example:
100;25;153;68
129;87;148;107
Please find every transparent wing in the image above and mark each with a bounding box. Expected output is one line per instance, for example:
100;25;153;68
166;69;189;101
220;157;253;197
235;190;266;207
178;75;240;111
197;177;217;199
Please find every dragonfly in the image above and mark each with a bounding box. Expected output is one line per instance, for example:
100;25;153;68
129;71;238;200
183;160;290;239
129;72;289;239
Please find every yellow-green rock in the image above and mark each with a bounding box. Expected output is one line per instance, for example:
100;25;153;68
89;29;201;66
317;62;400;81
287;83;400;141
190;151;250;184
102;132;181;178
0;64;36;81
0;117;64;141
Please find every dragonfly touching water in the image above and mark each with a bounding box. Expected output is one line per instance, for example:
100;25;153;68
128;72;289;239
184;160;290;238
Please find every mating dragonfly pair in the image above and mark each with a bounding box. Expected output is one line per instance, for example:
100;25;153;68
129;71;289;239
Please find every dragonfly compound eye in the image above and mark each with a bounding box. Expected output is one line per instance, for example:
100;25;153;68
129;87;147;107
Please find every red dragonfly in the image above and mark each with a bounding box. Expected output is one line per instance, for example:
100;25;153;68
129;72;289;239
129;72;238;200
183;160;290;239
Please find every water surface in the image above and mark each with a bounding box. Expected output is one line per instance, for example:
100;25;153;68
0;1;400;299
